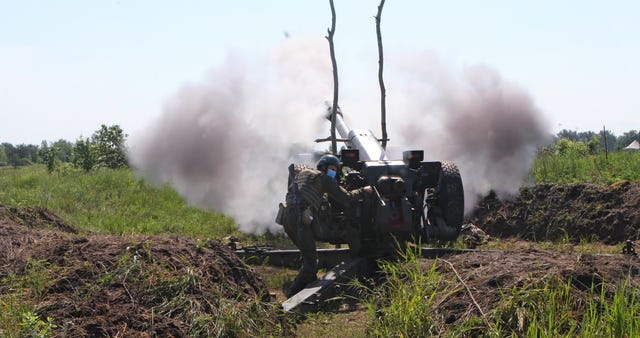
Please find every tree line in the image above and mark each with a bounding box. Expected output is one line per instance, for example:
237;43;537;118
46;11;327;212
0;124;128;172
1;126;637;171
554;128;639;152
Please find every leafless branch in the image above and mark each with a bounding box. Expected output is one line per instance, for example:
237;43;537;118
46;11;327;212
375;0;388;150
326;0;339;155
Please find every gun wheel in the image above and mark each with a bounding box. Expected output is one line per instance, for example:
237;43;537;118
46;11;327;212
427;161;464;241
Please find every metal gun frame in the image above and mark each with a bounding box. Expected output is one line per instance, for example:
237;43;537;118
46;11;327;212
235;246;487;314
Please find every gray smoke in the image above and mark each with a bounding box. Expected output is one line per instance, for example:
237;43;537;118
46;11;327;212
386;53;551;212
130;42;550;234
128;37;332;234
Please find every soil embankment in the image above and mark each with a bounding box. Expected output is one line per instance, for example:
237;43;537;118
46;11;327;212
469;181;640;243
0;204;270;336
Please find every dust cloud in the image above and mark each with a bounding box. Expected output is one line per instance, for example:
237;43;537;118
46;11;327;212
130;42;550;234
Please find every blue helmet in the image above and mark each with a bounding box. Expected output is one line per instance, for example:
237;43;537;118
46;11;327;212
316;154;340;170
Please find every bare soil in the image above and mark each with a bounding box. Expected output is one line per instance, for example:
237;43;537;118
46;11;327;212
469;180;640;243
1;181;640;336
0;204;269;337
420;248;640;330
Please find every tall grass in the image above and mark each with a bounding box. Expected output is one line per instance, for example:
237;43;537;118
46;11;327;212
358;248;448;337
533;151;640;184
581;283;640;337
0;165;239;238
358;248;640;337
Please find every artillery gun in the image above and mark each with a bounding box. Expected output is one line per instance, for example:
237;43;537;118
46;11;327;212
236;1;465;311
236;109;466;313
302;109;465;255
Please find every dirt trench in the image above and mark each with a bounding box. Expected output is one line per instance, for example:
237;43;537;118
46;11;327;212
0;204;271;337
469;181;640;244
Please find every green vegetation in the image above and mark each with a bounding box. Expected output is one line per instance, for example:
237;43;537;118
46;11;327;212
0;247;286;337
359;249;446;337
357;248;640;337
0;165;239;238
0;259;59;338
2;124;127;171
1;126;639;337
533;138;640;184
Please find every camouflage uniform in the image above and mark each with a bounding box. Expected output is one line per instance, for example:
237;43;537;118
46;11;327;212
281;168;364;294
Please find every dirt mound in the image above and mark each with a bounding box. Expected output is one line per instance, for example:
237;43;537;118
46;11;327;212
0;211;276;337
469;181;640;244
0;203;78;233
421;248;640;330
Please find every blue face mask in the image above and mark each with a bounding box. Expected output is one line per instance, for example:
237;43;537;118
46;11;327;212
326;169;337;179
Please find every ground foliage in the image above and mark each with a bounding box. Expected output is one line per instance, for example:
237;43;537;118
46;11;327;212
0;204;287;337
359;247;640;337
2;164;640;336
533;151;640;184
0;165;238;237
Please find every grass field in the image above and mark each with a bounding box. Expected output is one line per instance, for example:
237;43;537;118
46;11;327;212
533;150;640;184
0;165;239;239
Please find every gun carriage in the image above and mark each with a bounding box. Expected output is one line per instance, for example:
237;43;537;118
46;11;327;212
306;110;464;254
236;109;465;313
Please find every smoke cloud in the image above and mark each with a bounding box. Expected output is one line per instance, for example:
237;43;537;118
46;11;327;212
387;52;551;211
128;37;332;234
130;42;550;234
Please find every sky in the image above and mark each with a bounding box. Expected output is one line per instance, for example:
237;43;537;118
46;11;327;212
1;0;639;145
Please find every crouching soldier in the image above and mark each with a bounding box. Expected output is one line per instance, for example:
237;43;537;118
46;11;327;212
276;154;371;297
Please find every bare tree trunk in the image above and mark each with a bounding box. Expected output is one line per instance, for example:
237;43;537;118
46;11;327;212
327;0;339;155
376;0;388;150
603;125;609;160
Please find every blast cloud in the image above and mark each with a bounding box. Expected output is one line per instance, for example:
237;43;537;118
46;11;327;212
129;42;551;234
128;37;332;234
388;53;551;211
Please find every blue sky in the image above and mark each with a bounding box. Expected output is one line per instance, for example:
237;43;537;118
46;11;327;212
1;0;639;144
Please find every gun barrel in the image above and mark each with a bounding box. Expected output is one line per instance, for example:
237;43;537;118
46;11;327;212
328;111;387;161
334;113;350;140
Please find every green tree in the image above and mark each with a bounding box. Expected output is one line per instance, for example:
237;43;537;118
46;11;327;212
555;138;588;156
42;145;58;173
52;139;73;162
617;130;639;150
40;139;74;163
556;129;578;141
39;140;49;160
0;144;7;165
3;143;38;167
2;143;18;167
92;124;128;169
600;129;617;152
587;134;601;155
73;137;95;172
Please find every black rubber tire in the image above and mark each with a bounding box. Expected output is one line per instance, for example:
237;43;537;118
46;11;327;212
436;161;465;240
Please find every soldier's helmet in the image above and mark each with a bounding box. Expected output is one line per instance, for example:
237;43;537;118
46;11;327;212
316;154;340;170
